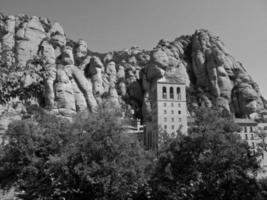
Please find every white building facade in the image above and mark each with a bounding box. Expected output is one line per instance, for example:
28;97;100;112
156;79;187;135
235;118;267;177
144;77;187;150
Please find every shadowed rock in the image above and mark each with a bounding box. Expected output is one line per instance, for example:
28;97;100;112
0;14;265;123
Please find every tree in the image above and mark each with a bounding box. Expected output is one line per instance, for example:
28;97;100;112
258;177;267;199
150;107;262;200
46;106;153;200
0;106;70;199
0;106;152;200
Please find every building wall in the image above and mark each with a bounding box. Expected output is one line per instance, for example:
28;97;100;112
156;82;187;135
237;122;267;177
144;80;188;150
257;123;267;169
144;122;158;150
238;125;258;151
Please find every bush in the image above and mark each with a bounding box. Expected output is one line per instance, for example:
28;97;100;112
149;108;262;200
0;107;153;200
0;106;265;200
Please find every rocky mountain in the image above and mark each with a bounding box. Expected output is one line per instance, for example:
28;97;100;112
0;13;265;131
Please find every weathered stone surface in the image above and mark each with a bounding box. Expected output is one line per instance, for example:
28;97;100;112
49;22;66;47
71;78;87;112
88;56;104;102
55;64;76;112
16;16;47;66
75;39;88;66
39;39;56;64
106;60;117;86
117;65;125;80
108;86;120;107
0;100;24;135
1;15;16;50
0;14;265;124
118;81;127;97
0;15;16;67
43;63;56;108
146;62;165;81
151;49;169;69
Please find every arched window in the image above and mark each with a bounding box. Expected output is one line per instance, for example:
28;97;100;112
162;86;167;99
170;87;174;99
177;87;181;100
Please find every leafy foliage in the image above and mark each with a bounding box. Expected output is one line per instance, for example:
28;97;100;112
150;107;262;200
45;107;153;200
0;56;45;104
258;177;267;199
0;106;265;200
0;106;152;200
0;107;70;199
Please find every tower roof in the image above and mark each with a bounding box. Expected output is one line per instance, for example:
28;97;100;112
157;74;186;85
234;118;257;126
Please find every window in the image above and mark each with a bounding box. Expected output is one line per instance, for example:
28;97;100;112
244;127;247;133
162;86;167;99
179;118;182;122
251;134;254;140
177;87;181;99
164;110;167;114
245;134;248;140
171;110;174;114
164;125;167;129
171;118;174;122
170;87;174;99
171;103;174;107
178;110;181;114
252;142;255;149
250;126;253;132
172;125;175;130
164;117;167;122
178;103;181;107
164;103;166;107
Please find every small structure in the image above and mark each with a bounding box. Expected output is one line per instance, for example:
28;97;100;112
235;118;258;150
235;118;267;177
123;119;144;142
144;76;187;150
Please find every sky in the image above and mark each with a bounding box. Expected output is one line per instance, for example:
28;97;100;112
1;0;267;97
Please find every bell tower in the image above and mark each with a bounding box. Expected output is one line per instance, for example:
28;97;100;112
144;76;187;150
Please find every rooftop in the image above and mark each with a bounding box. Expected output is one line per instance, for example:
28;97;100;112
157;74;186;85
234;118;258;125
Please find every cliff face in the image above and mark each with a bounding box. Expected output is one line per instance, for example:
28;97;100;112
0;14;265;130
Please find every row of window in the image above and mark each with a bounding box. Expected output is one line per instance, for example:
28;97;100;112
164;125;180;130
243;126;254;133
163;110;181;115
245;134;255;140
162;86;181;100
251;142;256;149
163;102;181;107
164;117;182;122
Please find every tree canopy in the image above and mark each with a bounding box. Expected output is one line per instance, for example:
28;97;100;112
0;106;152;200
150;107;262;200
0;106;265;200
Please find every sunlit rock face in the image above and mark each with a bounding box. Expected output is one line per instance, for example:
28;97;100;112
189;29;264;117
0;13;265;125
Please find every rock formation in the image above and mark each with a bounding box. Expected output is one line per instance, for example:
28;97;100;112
0;13;265;131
